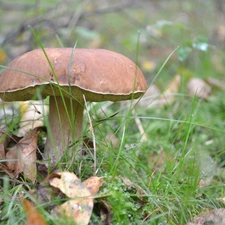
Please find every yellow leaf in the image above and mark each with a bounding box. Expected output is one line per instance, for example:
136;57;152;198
6;128;39;183
49;171;103;225
0;49;7;63
141;60;156;72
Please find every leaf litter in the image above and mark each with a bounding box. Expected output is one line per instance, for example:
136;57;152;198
49;172;103;225
0;127;40;183
0;125;107;224
25;171;104;225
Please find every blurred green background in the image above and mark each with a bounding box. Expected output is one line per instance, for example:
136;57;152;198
1;0;225;87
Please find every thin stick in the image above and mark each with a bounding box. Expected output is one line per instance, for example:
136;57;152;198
83;95;97;175
132;109;148;142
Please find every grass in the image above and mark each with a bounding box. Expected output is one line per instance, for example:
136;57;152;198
1;74;225;225
1;1;225;224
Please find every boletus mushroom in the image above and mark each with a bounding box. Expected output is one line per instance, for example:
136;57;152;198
0;48;147;166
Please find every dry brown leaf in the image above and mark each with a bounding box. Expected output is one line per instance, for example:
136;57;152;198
0;163;15;177
187;208;225;225
49;171;103;225
21;198;47;225
0;49;7;63
6;128;39;183
205;77;225;90
187;77;211;100
215;24;225;42
82;176;104;195
94;200;112;225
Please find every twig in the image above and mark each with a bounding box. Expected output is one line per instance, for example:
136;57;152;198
132;109;148;142
142;207;161;222
83;95;97;175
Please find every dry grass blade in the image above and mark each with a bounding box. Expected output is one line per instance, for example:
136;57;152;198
83;94;97;175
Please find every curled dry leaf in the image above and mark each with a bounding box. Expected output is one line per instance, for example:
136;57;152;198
94;200;112;225
205;77;225;90
5;128;39;183
49;171;103;225
21;198;47;225
187;208;225;225
187;77;211;100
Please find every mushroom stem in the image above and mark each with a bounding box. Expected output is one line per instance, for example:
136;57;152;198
44;96;84;165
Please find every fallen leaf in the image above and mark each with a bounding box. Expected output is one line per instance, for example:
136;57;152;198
49;172;89;198
82;176;104;195
205;77;225;90
49;171;103;225
141;60;156;72
21;198;47;225
187;77;211;100
18;101;48;136
94;200;112;225
0;49;7;63
52;198;94;225
0;163;15;177
186;208;225;225
215;24;225;42
6;128;39;183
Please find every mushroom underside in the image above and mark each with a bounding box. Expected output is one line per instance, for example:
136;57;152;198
0;83;145;102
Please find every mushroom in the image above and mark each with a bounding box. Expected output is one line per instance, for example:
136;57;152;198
0;48;147;166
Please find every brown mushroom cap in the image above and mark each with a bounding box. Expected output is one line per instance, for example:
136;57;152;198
0;48;147;102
